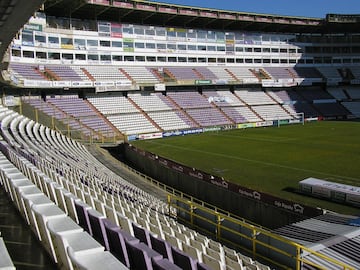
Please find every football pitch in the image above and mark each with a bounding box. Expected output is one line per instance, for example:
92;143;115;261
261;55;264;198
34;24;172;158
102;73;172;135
132;121;360;215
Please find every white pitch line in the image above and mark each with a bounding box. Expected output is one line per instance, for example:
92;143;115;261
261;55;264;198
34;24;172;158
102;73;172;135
143;140;360;182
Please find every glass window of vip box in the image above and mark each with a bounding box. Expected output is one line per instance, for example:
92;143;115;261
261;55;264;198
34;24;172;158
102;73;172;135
61;37;73;46
48;52;60;59
23;50;34;58
112;41;122;48
100;40;111;47
35;34;46;45
75;39;86;48
11;48;21;57
75;54;86;60
22;31;34;46
48;36;59;45
36;51;47;59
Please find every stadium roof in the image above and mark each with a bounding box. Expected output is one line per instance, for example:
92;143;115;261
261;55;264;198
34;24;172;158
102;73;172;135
43;0;360;34
0;0;44;63
0;0;44;85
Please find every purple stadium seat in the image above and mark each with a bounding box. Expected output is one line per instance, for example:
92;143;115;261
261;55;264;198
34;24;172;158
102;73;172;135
126;241;163;270
150;233;173;262
132;222;152;248
171;246;198;270
197;262;212;270
152;258;182;270
74;200;92;235
103;219;139;268
88;209;109;250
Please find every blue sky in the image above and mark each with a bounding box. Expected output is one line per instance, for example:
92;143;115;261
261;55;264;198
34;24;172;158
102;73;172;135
152;0;360;18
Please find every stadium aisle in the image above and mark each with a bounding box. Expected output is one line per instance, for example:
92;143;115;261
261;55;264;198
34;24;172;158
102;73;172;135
0;187;57;270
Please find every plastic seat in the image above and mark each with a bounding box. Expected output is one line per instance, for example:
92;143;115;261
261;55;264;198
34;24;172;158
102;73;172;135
67;246;128;270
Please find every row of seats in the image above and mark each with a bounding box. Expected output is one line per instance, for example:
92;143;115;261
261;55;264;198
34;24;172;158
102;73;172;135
0;105;271;270
0;150;127;270
10;63;360;84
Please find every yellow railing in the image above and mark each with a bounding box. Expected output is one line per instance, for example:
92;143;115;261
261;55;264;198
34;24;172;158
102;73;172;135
168;194;355;270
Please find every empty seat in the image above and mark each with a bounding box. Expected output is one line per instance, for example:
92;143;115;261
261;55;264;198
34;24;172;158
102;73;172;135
126;241;163;270
74;200;92;235
132;222;152;247
31;204;67;262
87;209;108;250
150;233;174;262
67;246;128;270
171;246;198;270
202;253;225;270
103;219;139;268
46;226;104;270
152;258;182;270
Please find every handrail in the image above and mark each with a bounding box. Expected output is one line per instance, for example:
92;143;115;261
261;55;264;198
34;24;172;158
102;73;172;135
168;193;356;270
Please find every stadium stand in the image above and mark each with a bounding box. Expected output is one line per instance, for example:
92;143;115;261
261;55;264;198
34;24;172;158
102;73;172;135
0;104;273;270
1;0;360;269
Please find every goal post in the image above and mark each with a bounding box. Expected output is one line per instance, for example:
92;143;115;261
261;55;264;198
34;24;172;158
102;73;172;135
297;112;305;125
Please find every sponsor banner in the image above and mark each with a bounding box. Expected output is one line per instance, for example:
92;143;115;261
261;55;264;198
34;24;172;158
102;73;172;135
72;81;93;87
210;176;229;190
305;117;319;122
242;78;259;84
22;41;34;46
136;3;156;11
94;81;115;87
203;127;221;132
188;168;205;180
219;13;236;20
179;9;197;15
183;128;203;135
115;80;132;86
262;80;283;88
52;81;72;88
138;133;163;140
24;23;43;32
200;11;217;18
237;123;256;129
159;7;177;14
158;157;169;168
195;80;212;85
113;1;132;7
163;130;184;137
154;84;166;91
289;119;301;124
255;121;273;127
92;0;110;4
127;134;138;141
24;80;52;88
11;44;21;50
215;79;228;85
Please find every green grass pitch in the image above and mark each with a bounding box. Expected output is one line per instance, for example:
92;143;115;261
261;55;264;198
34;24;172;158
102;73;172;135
132;121;360;215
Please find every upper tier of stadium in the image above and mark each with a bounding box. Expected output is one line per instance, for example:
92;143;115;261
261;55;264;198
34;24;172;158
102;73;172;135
1;1;360;91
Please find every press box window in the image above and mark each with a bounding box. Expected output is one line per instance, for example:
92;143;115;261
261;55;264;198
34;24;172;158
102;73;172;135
62;53;73;60
48;52;60;59
75;54;86;60
23;51;34;58
36;51;47;59
100;40;111;47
